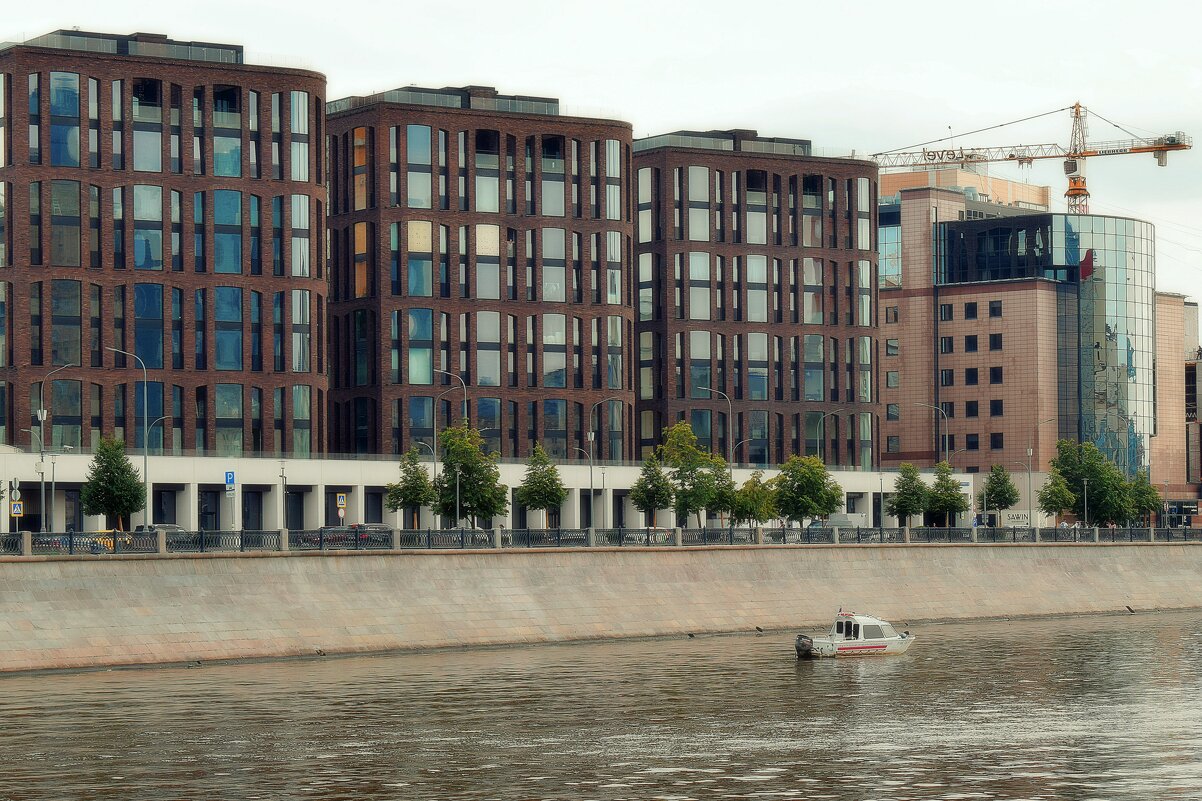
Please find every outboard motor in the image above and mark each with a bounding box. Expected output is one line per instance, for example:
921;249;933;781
795;634;815;659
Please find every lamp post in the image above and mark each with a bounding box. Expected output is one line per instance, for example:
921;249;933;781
587;396;622;523
107;347;149;529
433;368;468;422
279;460;288;530
914;402;949;465
37;363;76;532
818;409;845;466
1026;417;1055;532
573;446;594;527
1082;477;1089;527
701;387;733;474
414;440;435;529
453;465;461;529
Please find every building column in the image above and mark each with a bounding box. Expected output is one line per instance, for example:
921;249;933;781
352;488;365;526
304;484;325;530
183;482;201;531
562;488;580;528
221;483;239;531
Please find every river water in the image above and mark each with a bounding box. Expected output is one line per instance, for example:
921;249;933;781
1;610;1200;800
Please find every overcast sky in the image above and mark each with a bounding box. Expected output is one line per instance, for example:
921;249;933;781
7;0;1200;301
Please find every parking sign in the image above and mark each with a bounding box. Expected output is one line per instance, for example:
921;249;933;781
225;471;236;486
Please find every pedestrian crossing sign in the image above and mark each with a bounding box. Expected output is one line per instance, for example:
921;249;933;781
10;501;23;517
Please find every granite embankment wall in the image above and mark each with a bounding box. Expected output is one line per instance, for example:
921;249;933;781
2;544;1200;672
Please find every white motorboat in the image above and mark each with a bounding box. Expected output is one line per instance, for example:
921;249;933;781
795;610;915;658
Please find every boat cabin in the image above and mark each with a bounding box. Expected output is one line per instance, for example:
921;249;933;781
829;612;900;642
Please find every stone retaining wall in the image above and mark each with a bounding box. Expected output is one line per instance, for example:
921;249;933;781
2;543;1199;672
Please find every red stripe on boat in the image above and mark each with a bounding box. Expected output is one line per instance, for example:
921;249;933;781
838;644;888;651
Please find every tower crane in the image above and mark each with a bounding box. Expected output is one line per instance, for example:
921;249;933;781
872;103;1191;214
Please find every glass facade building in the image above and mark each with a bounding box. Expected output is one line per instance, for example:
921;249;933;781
937;213;1156;475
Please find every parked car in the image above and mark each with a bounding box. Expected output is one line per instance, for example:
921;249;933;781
134;523;188;535
315;523;391;548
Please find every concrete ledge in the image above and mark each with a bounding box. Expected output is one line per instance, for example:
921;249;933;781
2;543;1200;674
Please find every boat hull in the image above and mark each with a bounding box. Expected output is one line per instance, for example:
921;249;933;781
796;633;915;658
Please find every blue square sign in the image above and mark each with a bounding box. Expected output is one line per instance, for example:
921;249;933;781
225;471;235;486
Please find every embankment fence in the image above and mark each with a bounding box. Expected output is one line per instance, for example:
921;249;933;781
1;525;1199;557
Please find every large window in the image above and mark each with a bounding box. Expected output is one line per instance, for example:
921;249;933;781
542;228;566;302
477;311;501;387
688;251;710;321
132;283;163;369
290;194;309;277
407;124;432;208
215;286;243;371
407;308;433;384
543;313;566;388
407;220;432;296
215;383;243;456
289;91;309;181
49;180;80;267
748;333;769;400
746;255;768;323
291;290;310;372
214;189;241;274
475;224;500;299
51;279;82;367
49;72;80;167
541;135;564;217
131;78;162;173
689;330;711;399
212;85;241;178
132;184;162;270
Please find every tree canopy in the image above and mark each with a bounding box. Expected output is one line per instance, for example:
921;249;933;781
773;456;843;523
977;465;1019;517
1127;470;1162;522
1049;440;1132;525
630;456;674;528
661;421;729;528
926;461;969;526
432;423;508;527
732;470;779;527
514;444;568;518
80;437;145;530
1037;467;1076;519
385;447;435;520
885;463;927;527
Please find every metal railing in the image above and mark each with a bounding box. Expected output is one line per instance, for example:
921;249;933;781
4;526;1202;557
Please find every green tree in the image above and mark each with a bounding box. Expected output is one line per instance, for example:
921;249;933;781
432;423;509;527
773;455;843;524
731;470;778;527
1037;467;1076;520
80;437;145;530
514;444;568;524
661;421;727;528
926;461;970;526
630;456;674;528
1049;440;1132;525
885;463;928;527
1127;470;1162;523
977;465;1020;522
385;447;435;526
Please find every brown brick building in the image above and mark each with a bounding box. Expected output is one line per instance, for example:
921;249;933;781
325;86;635;463
633;130;880;467
0;31;328;459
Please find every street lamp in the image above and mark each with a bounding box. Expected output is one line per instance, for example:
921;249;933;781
414;440;435;530
701;387;733;473
573;446;595;527
107;347;150;529
48;445;72;532
1027;417;1055;532
914;402;949;465
279;460;288;530
432;368;468;422
37;362;76;532
1082;477;1089;527
818;409;845;466
587;396;622;524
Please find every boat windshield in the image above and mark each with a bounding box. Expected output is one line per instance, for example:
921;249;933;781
879;624;898;638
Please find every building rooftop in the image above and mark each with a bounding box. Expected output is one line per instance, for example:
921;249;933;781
0;29;243;64
327;85;560;117
634;129;812;157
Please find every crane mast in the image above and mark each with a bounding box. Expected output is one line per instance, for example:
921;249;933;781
872;104;1192;214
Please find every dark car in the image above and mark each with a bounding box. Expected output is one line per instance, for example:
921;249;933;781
312;524;392;549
